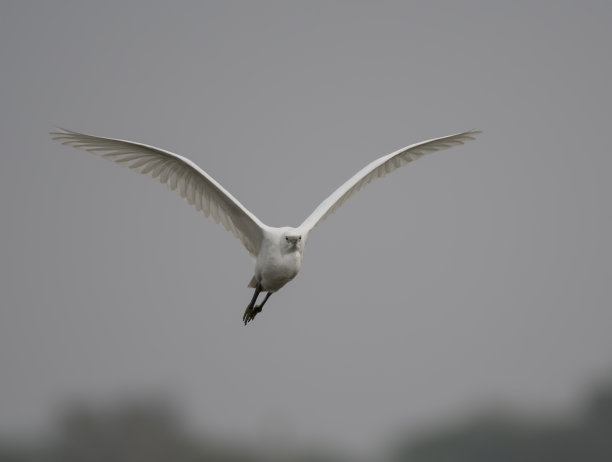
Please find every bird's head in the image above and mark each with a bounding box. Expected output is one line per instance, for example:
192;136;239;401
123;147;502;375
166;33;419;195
282;229;304;252
284;234;302;247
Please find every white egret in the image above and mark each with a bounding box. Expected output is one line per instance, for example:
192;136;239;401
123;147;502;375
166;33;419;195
51;128;480;324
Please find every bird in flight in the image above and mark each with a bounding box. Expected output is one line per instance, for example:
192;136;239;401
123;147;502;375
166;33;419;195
51;128;480;325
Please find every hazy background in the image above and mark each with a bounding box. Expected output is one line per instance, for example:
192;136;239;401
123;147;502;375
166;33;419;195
2;1;612;459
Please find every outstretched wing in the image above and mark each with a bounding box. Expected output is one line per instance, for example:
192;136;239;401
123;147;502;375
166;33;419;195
51;128;266;257
300;130;481;232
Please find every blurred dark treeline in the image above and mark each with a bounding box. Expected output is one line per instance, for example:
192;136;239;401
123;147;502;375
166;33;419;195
392;377;612;462
0;400;345;462
1;378;611;462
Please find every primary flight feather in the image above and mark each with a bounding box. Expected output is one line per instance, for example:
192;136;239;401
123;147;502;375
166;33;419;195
51;128;480;324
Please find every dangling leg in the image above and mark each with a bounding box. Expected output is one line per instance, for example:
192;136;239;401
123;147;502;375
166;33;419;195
245;291;272;325
254;292;272;311
243;284;262;325
243;288;274;325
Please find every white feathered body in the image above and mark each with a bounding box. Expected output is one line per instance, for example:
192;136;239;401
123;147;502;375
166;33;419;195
251;228;305;292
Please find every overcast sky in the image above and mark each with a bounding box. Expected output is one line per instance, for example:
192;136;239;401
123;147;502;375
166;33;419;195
2;0;612;456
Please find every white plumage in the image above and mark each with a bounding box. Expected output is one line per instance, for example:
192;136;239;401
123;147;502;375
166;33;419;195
51;128;480;324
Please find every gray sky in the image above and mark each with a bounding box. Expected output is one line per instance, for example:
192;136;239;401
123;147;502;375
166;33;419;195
2;0;612;456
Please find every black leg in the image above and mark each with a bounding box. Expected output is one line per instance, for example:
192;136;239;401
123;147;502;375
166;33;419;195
246;292;272;325
255;292;272;311
248;284;262;308
243;284;262;325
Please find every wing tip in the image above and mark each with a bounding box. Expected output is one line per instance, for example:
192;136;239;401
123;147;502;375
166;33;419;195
50;126;78;142
463;128;482;139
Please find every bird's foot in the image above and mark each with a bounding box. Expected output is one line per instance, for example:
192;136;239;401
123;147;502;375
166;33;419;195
243;304;263;325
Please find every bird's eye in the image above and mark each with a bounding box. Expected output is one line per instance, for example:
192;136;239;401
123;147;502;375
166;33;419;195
298;236;302;240
285;237;289;241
